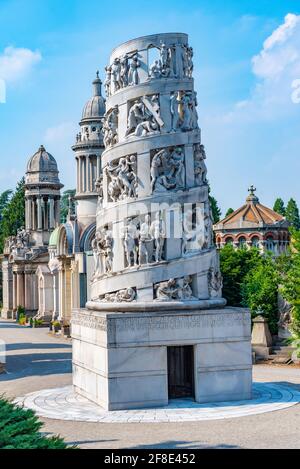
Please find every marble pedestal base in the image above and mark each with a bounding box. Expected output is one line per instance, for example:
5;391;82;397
71;305;252;411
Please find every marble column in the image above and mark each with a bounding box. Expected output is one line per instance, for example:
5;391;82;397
37;197;42;230
49;197;55;229
12;273;17;312
16;272;25;308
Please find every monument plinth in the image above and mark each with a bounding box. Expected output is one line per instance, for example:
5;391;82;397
72;33;252;410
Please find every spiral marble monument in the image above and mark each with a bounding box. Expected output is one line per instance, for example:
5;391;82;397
72;33;252;411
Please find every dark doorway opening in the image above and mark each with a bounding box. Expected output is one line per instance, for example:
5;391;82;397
167;345;195;399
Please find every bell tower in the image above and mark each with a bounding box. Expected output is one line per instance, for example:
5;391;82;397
72;72;105;226
25;145;63;246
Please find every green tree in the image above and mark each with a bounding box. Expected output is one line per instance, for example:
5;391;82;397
220;244;262;307
60;189;76;224
241;254;279;334
225;208;234;217
0;190;12;221
0;397;71;449
280;229;300;338
285;198;300;229
209;195;221;224
0;178;25;252
273;198;286;216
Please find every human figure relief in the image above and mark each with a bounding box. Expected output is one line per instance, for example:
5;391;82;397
194;143;208;186
103;106;118;148
106;155;137;202
123;219;138;267
101;287;136;303
150;146;185;193
150;212;165;263
125;95;163;137
138;214;152;265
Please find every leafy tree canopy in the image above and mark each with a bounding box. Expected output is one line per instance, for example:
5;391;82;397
0;178;25;252
225;208;234;217
60;189;76;224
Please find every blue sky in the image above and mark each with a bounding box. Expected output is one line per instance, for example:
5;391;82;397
0;0;300;215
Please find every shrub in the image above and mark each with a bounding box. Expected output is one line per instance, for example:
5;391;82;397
241;255;279;334
0;397;72;449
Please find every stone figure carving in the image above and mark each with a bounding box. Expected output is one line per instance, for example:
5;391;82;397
182;208;198;256
106;53;140;96
92;227;113;278
208;252;223;298
150;147;185;193
105;155;137;202
16;227;30;248
125;95;163;137
101;287;136;303
103;106;118;148
123;219;138;267
176;44;193;78
170;91;198;132
138;214;152;265
95;175;103;206
170;92;181;131
278;294;292;338
128;54;140;86
208;268;223;298
104;66;112;96
111;58;121;93
194;143;208;186
150;212;166;262
203;202;213;249
155;276;196;301
149;43;176;79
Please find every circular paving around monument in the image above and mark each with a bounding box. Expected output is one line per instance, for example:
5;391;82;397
15;382;300;423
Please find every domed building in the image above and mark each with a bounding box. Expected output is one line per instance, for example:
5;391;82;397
214;186;290;254
1;145;63;320
46;73;105;331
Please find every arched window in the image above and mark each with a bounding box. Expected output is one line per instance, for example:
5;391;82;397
265;236;274;252
225;237;233;245
238;236;246;248
251;236;260;248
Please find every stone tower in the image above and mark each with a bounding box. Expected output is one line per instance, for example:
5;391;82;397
72;72;106;226
72;33;252;411
25;145;63;246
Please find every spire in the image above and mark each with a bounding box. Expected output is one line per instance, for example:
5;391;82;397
92;71;102;97
246;185;259;204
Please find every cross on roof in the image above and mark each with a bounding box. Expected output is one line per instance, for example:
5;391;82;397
248;185;256;196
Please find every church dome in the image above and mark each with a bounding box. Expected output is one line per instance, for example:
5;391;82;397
81;72;105;121
27;145;58;173
26;145;61;185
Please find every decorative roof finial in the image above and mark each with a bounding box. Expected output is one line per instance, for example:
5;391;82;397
247;185;259;203
92;71;102;97
248;185;256;196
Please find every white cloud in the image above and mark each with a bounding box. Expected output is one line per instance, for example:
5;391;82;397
217;13;300;124
252;13;300;80
0;46;41;83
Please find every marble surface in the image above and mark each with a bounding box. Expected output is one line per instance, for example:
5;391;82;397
15;382;300;423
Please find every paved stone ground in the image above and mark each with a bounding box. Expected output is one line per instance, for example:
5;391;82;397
15;382;300;423
1;318;300;449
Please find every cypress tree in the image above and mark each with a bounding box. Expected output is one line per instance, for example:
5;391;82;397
0;178;25;252
273;198;286;216
285;198;300;229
